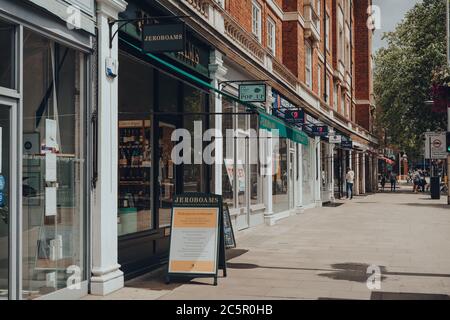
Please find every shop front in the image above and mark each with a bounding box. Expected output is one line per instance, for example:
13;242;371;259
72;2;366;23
0;0;94;299
116;1;214;278
271;90;310;214
220;61;265;231
333;137;352;199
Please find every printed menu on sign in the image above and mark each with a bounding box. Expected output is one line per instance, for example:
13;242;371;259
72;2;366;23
168;207;219;274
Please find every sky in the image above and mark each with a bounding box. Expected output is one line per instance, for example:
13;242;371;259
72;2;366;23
372;0;422;53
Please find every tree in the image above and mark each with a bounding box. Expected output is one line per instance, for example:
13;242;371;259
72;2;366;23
374;0;447;162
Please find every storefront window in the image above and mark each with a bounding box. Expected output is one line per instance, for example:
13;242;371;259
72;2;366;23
273;138;288;213
222;98;234;208
22;30;86;299
0;106;10;298
222;99;261;210
182;83;207;193
118;53;154;235
0;20;15;89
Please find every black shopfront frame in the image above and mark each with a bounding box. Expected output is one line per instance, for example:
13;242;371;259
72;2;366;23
117;39;212;279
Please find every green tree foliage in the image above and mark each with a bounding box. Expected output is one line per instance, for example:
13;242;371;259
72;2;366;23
374;0;447;160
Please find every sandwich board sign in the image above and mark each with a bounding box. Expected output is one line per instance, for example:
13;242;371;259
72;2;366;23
222;204;236;249
166;193;223;285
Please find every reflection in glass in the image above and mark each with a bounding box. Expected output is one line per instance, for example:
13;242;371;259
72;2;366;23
118;53;154;235
0;107;10;298
273;138;288;213
22;30;85;299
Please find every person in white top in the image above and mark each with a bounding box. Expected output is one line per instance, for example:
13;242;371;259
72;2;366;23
345;167;355;200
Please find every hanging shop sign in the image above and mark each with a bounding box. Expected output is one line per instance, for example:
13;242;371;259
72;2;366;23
259;112;309;146
340;140;353;149
285;109;305;124
239;83;266;103
312;125;329;137
167;193;223;285
272;90;296;119
142;23;186;53
121;4;211;77
329;134;342;144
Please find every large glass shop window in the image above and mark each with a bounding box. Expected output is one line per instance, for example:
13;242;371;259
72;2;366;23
272;138;288;213
222;98;234;208
222;99;261;209
118;53;154;235
22;30;86;299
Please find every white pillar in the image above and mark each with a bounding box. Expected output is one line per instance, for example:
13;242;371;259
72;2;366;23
209;50;227;195
354;151;360;195
314;136;322;206
263;87;274;225
329;143;335;202
362;153;366;194
91;0;127;296
295;143;304;213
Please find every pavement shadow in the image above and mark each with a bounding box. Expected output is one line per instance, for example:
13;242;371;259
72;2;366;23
125;249;249;291
318;263;388;283
401;203;449;209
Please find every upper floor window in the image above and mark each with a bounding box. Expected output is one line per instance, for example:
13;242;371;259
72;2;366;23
252;1;262;42
317;0;321;16
267;18;276;56
305;42;312;88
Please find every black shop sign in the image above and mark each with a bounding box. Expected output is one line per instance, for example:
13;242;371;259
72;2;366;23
142;23;186;53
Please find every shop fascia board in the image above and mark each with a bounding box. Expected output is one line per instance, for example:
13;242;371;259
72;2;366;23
26;0;96;35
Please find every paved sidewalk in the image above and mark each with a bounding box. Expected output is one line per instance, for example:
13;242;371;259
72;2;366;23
84;188;450;300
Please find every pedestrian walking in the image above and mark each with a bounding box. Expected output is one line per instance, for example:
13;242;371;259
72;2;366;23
346;167;355;200
380;175;386;191
389;171;397;192
413;169;420;193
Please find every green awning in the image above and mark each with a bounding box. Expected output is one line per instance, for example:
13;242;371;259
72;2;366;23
120;37;308;146
259;112;309;146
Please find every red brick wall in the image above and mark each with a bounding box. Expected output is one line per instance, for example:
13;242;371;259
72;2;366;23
353;0;373;131
354;0;370;101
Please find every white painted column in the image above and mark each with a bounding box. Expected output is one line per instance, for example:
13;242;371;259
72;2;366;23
329;143;335;202
208;50;227;195
362;153;366;194
295;143;304;213
314;136;322;207
90;0;127;296
354;151;360;195
263;87;274;225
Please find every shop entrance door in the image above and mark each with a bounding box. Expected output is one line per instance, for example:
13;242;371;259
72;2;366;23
157;122;176;228
0;98;18;300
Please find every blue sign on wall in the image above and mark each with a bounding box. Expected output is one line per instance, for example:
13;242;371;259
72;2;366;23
341;141;353;149
312;125;329;137
0;175;4;191
0;192;4;207
272;90;297;119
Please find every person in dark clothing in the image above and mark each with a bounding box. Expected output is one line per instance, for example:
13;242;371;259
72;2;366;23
389;171;397;191
380;175;386;191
